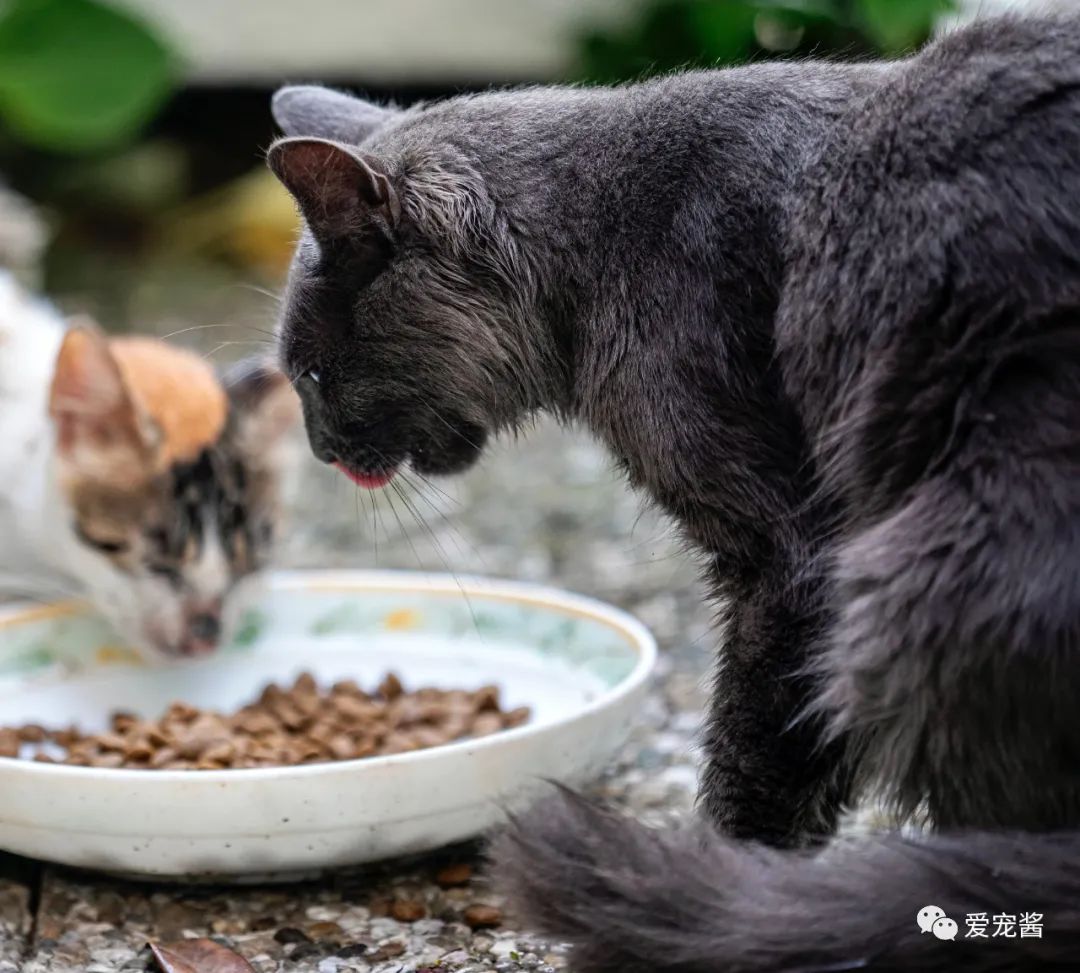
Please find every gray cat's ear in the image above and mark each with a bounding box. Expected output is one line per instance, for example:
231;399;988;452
267;136;400;239
272;85;396;142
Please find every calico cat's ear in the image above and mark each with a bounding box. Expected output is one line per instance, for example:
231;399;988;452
48;322;161;490
272;85;396;143
267;136;400;240
224;358;300;466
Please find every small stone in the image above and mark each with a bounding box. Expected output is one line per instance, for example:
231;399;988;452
465;905;503;930
308;920;344;940
389;899;426;922
335;943;368;958
490;939;518;960
368;940;406;960
274;926;312;945
289;941;324;961
435;862;473;887
305;905;344;922
368;917;401;940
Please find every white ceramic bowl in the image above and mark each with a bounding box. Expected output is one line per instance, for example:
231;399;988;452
0;570;655;881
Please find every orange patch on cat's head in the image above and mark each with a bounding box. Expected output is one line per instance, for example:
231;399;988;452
107;337;227;467
49;325;229;498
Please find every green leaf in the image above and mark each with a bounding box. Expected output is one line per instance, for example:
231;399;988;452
685;1;760;66
857;0;956;55
0;0;176;153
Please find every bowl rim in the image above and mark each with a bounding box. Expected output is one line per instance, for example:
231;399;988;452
0;568;658;783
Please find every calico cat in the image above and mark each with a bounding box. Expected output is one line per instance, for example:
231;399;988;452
267;13;1080;970
0;271;298;658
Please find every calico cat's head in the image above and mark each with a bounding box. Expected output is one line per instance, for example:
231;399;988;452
48;326;298;658
267;86;562;489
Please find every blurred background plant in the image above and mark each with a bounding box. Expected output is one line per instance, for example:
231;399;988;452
0;0;1054;583
0;0;175;153
0;0;176;282
0;0;1035;329
579;0;956;82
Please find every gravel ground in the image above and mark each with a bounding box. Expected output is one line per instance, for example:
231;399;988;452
0;416;717;972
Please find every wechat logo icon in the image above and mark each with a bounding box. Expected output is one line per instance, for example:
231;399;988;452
917;906;957;941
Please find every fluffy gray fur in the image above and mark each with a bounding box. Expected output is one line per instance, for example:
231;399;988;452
268;13;1080;969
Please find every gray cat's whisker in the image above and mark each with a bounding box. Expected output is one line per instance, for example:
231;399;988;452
419;401;484;452
404;466;461;508
397;470;490;573
200;339;275;362
159;322;277;342
234;282;285;306
367;489;380;564
388;477;483;637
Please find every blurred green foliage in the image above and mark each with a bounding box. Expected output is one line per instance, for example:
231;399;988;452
579;0;957;82
0;0;176;153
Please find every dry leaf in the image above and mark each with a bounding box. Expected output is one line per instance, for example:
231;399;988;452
150;938;256;973
161;167;300;279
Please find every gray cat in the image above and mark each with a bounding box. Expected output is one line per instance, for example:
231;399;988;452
267;13;1080;969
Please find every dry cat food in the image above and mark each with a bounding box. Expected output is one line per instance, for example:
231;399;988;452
0;672;530;770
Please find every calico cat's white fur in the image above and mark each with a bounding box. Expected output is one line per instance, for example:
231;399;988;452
0;271;298;658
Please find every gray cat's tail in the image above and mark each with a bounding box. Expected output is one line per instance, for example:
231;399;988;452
492;788;1080;972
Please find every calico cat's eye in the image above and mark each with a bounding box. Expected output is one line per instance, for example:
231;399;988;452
74;524;129;556
146;526;171;551
147;562;181;584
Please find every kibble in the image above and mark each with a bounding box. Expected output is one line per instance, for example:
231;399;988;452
15;724;46;743
0;729;18;758
0;672;530;770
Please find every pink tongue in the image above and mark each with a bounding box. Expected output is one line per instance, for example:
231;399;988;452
334;462;395;489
